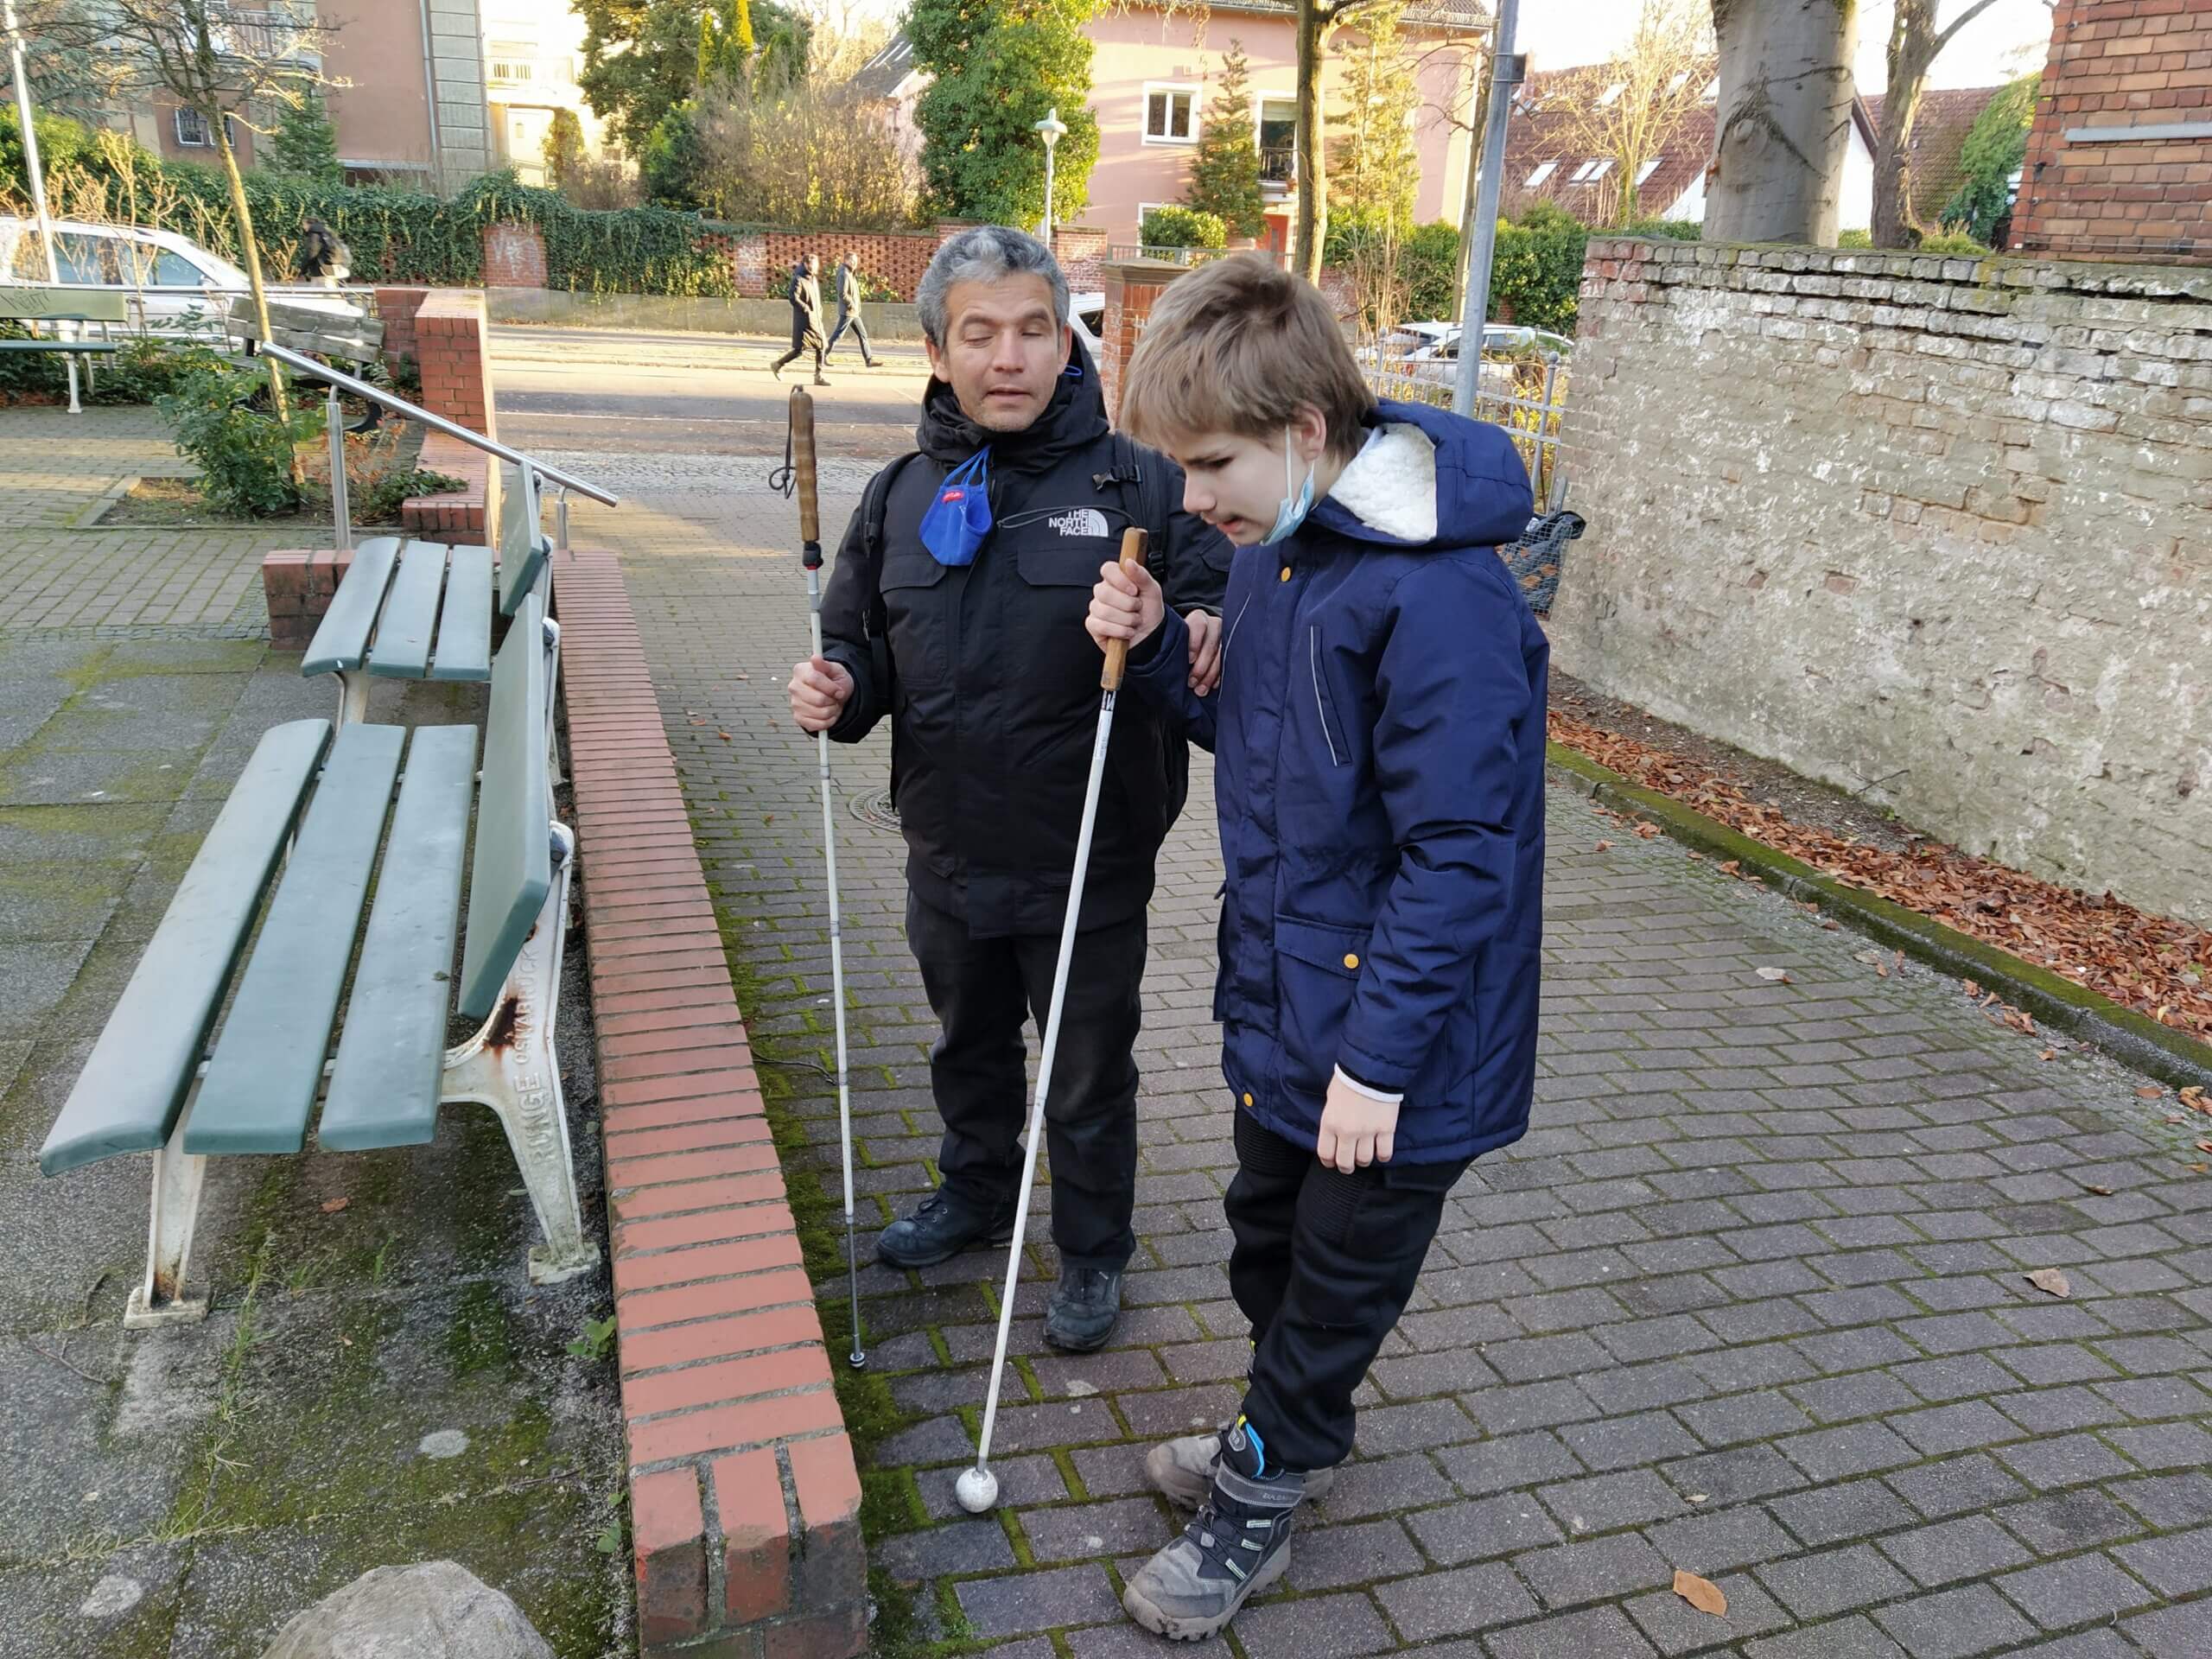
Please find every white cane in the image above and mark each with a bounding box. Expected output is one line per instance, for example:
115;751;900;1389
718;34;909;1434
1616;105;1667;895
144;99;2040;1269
790;389;866;1370
957;526;1149;1513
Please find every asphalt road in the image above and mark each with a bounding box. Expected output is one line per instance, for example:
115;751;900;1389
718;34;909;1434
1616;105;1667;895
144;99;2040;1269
490;323;931;461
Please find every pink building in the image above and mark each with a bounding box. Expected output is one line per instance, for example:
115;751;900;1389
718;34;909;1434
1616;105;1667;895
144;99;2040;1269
868;0;1486;254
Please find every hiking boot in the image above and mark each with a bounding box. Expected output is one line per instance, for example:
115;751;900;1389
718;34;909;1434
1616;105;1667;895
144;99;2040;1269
875;1190;1016;1269
1122;1417;1302;1641
1045;1265;1122;1352
1147;1428;1337;1511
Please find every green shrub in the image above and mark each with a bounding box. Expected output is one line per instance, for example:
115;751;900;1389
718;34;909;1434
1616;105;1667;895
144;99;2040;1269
1615;216;1700;241
351;466;465;525
1141;205;1227;250
1916;231;1990;256
1402;219;1462;321
156;358;318;518
1837;229;1874;248
1491;208;1589;334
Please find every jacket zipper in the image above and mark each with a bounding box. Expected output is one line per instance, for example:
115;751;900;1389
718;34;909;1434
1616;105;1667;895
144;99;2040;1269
1310;626;1343;766
1224;591;1255;660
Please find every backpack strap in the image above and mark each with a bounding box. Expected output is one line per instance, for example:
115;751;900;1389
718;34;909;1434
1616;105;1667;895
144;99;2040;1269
861;451;920;690
1106;433;1173;582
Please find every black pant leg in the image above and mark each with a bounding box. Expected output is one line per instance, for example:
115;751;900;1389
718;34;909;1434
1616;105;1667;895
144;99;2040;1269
906;894;1030;1212
1238;1154;1467;1471
1010;914;1145;1270
1224;1109;1309;1351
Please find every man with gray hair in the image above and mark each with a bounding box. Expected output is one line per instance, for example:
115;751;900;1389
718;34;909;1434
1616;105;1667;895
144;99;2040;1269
787;225;1230;1352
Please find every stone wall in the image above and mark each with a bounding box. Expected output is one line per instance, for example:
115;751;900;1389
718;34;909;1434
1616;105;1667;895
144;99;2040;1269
2011;0;2211;265
1550;237;2211;923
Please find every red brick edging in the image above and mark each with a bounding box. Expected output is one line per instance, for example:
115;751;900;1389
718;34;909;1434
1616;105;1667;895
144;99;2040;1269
556;549;868;1659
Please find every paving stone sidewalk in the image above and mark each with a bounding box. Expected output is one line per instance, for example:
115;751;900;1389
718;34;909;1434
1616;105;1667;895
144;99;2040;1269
573;475;2211;1659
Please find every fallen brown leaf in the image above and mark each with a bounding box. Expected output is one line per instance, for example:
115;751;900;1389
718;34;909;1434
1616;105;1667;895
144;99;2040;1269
2038;1049;2056;1062
1963;979;1981;998
1594;839;1612;853
1672;1569;1727;1618
321;1198;349;1214
1756;967;1791;983
2197;1141;2212;1155
1633;822;1662;839
2025;1268;2071;1299
1719;859;1741;874
717;730;732;740
2084;1184;2114;1196
2139;1086;2166;1100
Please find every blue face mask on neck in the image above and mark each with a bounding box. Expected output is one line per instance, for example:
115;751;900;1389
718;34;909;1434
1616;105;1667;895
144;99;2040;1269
920;450;992;566
1261;429;1317;546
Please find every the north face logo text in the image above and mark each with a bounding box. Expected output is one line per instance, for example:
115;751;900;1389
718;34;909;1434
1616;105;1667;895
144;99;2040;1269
1047;508;1109;539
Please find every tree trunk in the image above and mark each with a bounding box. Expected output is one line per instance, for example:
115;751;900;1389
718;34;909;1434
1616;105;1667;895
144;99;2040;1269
1704;0;1859;245
1294;0;1326;281
1450;45;1491;325
213;113;294;437
1872;0;1937;246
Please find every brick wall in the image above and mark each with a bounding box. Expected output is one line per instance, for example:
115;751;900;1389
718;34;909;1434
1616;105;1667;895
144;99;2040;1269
482;220;550;288
1097;259;1186;423
732;227;954;301
1551;237;2212;925
1053;225;1109;294
2010;0;2212;264
554;550;867;1659
374;286;428;380
415;289;498;439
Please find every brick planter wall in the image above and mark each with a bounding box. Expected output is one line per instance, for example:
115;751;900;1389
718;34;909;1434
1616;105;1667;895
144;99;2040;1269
415;289;498;439
2010;0;2212;264
1053;225;1109;294
1097;258;1187;423
263;546;359;652
554;549;867;1659
1551;235;2212;925
375;286;428;380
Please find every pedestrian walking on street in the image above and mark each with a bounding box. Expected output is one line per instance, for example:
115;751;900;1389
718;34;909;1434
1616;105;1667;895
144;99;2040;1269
785;226;1232;1354
823;251;880;368
772;251;830;385
1083;253;1545;1642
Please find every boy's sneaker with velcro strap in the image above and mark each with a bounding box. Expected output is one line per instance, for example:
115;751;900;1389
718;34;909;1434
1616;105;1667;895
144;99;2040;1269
1146;1427;1336;1510
1122;1417;1303;1641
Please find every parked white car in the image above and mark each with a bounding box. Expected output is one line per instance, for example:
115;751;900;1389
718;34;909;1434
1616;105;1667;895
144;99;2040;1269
0;217;372;353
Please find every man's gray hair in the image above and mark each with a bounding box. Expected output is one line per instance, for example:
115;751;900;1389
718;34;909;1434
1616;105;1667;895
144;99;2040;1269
917;226;1070;346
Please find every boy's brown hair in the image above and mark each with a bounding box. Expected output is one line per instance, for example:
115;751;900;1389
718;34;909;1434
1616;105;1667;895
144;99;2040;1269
1119;254;1376;462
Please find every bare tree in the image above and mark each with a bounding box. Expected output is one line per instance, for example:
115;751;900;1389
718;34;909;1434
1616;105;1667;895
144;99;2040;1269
1294;0;1395;281
68;0;336;423
1704;0;1858;245
1544;0;1713;227
1871;0;2004;247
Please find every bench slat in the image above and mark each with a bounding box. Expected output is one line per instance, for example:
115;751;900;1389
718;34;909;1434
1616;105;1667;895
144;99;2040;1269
497;461;549;618
186;724;405;1155
458;590;551;1020
429;544;494;683
319;724;480;1151
0;289;130;323
365;540;447;679
37;720;332;1176
302;537;402;677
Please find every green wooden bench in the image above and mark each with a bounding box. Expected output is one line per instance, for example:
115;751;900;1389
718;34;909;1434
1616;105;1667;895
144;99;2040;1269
37;588;597;1326
0;288;126;366
302;461;552;728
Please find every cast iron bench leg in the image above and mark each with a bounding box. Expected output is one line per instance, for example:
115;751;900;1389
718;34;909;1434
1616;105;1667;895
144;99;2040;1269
124;1090;212;1328
439;823;598;1286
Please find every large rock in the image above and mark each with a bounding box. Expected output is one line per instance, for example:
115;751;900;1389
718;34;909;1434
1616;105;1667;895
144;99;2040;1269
260;1562;552;1659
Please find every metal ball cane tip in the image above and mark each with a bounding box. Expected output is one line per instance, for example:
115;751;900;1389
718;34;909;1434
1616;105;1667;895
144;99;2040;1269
849;1350;868;1370
955;1465;998;1514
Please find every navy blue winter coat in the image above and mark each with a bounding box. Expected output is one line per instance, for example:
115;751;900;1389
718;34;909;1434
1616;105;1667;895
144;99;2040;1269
1122;399;1547;1163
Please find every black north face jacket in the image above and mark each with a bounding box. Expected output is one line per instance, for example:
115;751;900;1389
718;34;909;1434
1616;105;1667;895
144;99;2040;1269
819;334;1232;937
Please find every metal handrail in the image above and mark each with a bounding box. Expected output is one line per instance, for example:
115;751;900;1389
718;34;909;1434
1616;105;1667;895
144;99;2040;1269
251;339;620;508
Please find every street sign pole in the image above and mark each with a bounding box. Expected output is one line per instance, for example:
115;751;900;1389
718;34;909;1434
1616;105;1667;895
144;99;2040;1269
1453;0;1522;417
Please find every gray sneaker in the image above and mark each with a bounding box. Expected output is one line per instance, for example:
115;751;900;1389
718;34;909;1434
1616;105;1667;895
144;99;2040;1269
1147;1429;1336;1510
1123;1418;1302;1641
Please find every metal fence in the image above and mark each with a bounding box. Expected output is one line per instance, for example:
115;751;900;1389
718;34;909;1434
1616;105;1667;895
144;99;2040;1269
1;279;385;363
1366;338;1573;512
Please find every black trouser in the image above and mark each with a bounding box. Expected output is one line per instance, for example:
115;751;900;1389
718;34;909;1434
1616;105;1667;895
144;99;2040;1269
825;308;873;360
1230;1109;1468;1471
772;329;825;377
906;893;1143;1270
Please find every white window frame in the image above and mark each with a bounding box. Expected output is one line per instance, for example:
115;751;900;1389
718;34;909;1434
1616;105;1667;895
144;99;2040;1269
175;106;212;147
1253;91;1299;181
1571;157;1614;183
1142;81;1200;146
1136;201;1176;241
1524;160;1559;188
1635;158;1663;185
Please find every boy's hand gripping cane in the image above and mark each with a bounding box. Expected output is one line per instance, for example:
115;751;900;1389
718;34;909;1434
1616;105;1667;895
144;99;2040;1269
957;527;1149;1515
791;388;867;1371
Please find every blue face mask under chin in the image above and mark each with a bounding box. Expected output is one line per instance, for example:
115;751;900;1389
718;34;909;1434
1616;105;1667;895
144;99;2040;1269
1261;429;1317;546
920;449;992;566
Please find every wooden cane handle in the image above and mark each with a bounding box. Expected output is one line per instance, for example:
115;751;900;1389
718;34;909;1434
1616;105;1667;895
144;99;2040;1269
791;387;820;547
1103;527;1149;691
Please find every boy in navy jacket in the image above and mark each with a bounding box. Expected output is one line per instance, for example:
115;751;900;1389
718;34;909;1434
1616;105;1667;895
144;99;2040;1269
1084;254;1546;1640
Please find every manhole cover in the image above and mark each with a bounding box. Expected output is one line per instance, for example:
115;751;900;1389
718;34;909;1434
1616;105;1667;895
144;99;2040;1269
851;787;901;832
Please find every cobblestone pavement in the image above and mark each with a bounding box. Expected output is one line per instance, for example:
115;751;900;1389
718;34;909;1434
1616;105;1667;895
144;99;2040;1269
0;409;296;632
572;475;2212;1659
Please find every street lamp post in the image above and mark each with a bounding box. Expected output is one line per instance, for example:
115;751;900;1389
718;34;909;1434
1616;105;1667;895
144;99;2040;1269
3;0;80;414
1035;106;1068;245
